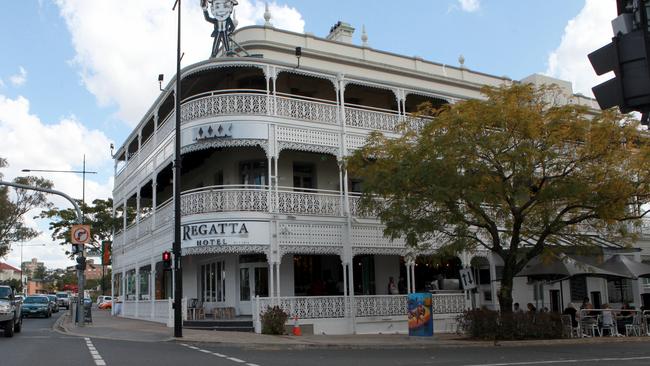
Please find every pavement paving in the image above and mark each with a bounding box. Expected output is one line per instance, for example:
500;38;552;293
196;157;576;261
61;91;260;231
57;308;650;349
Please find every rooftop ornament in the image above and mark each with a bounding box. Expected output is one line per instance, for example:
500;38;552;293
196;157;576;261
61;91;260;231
201;0;239;58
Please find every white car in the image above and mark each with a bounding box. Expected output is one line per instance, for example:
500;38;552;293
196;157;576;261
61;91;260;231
96;296;112;305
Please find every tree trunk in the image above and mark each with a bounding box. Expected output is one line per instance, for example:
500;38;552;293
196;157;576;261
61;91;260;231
498;262;515;313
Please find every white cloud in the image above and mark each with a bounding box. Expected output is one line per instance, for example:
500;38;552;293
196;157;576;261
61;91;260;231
9;66;27;87
545;0;616;96
0;94;114;269
459;0;480;12
54;0;304;127
0;79;5;88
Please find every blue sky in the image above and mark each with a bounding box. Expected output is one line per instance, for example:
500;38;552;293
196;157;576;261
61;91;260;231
0;0;616;269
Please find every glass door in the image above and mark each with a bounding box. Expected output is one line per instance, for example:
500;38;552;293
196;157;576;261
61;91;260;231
238;263;268;315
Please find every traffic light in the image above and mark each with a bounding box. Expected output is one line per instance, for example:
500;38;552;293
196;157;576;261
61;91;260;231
162;251;172;270
71;244;82;255
75;256;87;271
589;0;650;121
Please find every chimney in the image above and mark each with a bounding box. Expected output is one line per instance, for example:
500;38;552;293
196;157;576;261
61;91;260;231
326;21;355;43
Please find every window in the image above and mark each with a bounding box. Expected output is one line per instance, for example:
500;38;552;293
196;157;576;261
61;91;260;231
139;265;151;301
608;279;634;304
240;161;267;186
200;260;226;303
293;163;314;190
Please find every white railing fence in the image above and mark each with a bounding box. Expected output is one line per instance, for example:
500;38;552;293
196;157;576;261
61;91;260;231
252;293;466;327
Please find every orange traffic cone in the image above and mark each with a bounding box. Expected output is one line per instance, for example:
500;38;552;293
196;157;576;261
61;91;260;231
292;316;302;336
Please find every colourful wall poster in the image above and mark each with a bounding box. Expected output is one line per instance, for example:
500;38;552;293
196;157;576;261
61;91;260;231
408;293;433;336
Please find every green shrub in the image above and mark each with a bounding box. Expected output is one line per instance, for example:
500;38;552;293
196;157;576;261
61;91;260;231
260;306;289;335
461;309;563;340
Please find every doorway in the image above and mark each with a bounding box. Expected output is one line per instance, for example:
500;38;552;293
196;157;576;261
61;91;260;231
238;255;268;315
550;290;561;313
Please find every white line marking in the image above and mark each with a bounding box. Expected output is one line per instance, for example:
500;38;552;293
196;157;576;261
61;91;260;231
464;356;650;366
95;361;106;366
84;339;107;366
213;353;226;357
199;349;211;353
84;337;90;341
246;363;260;366
227;357;246;363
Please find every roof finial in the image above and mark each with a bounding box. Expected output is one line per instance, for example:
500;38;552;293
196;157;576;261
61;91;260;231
264;2;272;27
361;25;369;47
458;54;466;69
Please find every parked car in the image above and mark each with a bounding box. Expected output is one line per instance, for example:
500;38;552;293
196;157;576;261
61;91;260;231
21;296;51;318
46;295;60;313
55;292;70;309
96;296;112;306
0;285;22;337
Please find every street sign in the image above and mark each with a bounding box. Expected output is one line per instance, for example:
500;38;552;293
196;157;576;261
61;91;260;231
459;268;476;290
71;225;91;244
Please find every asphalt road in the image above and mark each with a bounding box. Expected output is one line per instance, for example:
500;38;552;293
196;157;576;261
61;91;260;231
2;312;650;366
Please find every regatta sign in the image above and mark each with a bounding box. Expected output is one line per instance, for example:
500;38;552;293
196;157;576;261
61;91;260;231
181;221;269;248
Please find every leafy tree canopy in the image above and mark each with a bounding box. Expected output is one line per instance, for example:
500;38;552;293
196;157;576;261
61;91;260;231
348;84;650;312
0;157;53;257
39;198;118;257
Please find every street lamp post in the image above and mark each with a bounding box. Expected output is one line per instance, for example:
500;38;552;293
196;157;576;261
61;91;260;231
21;155;97;327
172;0;183;339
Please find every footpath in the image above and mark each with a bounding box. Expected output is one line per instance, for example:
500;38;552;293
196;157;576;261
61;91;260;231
56;308;650;349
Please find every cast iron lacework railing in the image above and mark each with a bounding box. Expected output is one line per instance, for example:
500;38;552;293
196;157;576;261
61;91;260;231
276;187;343;216
252;293;465;321
345;104;402;132
181;185;270;215
275;93;339;124
180;90;268;122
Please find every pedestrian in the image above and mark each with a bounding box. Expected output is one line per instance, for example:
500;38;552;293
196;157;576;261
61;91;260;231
513;302;523;313
527;303;537;313
387;276;398;295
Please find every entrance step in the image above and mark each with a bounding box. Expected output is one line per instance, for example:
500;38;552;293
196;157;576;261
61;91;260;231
183;319;254;332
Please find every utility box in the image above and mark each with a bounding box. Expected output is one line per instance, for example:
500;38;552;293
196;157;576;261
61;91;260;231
407;293;433;336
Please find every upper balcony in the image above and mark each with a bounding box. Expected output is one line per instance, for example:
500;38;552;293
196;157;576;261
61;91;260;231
113;63;446;188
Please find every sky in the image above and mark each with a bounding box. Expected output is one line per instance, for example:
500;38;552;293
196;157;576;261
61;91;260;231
0;0;618;270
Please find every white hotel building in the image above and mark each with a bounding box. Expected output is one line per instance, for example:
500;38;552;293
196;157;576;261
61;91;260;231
110;21;638;334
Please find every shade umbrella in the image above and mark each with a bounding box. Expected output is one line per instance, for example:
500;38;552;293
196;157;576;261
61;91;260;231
598;255;650;280
517;253;629;280
516;253;630;311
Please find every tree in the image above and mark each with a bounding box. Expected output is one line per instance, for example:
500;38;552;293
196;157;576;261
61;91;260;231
32;263;47;280
348;84;650;313
0;278;22;293
39;198;119;256
0;157;53;257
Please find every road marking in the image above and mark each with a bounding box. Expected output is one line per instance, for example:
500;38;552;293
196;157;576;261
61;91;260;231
84;338;107;366
464;356;650;366
180;343;259;365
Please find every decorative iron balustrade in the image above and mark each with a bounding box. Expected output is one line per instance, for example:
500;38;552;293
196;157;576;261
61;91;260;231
181;92;268;122
277;187;343;216
345;106;402;132
181;185;270;215
275;95;339;124
253;293;465;321
154;201;173;231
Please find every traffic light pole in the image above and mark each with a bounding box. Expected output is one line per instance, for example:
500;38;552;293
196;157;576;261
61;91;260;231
0;181;85;326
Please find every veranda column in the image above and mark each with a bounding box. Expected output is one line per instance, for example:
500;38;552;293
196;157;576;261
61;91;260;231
135;266;140;317
405;260;411;294
150;257;156;320
275;259;281;298
410;260;416;293
151;176;157;228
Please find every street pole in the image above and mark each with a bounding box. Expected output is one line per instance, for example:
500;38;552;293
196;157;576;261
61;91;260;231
18;160;95;327
172;0;183;338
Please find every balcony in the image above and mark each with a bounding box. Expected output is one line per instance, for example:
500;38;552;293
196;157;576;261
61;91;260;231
115;91;427;188
180;185;345;217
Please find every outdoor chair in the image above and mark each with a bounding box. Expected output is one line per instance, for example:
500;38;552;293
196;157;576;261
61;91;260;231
600;317;619;337
561;315;580;338
580;316;599;337
625;314;642;337
187;298;205;320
